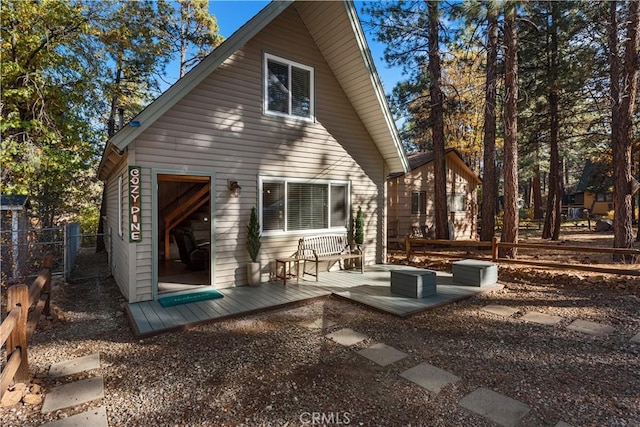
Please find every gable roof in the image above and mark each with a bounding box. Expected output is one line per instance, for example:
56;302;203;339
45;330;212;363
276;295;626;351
0;194;31;210
99;0;408;180
575;160;613;193
388;148;481;184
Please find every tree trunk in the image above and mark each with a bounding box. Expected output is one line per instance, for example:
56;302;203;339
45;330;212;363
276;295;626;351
532;162;543;219
500;1;519;258
543;2;562;241
97;64;123;253
636;153;640;242
480;6;499;242
180;0;190;78
613;0;639;258
428;1;448;240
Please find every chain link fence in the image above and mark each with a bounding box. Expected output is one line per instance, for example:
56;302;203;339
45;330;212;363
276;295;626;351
1;224;111;285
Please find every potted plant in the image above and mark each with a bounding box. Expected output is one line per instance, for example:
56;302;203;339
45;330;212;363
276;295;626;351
352;207;365;270
247;207;262;286
354;206;364;248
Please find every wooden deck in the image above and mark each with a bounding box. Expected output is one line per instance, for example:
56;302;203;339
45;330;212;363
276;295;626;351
126;265;502;337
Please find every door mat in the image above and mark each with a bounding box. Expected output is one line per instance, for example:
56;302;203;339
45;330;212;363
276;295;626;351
158;289;224;307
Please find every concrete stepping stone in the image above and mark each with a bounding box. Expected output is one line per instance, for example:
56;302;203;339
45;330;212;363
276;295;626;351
42;406;108;427
520;312;563;326
567;319;614;336
325;328;368;346
49;353;100;378
357;343;408;367
630;333;640;343
301;318;336;330
399;362;460;394
482;305;518;317
555;421;573;427
41;377;104;414
459;387;530;427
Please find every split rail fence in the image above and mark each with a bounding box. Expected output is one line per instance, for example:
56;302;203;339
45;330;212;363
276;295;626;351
404;236;640;276
0;256;52;400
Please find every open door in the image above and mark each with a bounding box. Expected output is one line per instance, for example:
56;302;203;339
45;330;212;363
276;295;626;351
157;174;212;294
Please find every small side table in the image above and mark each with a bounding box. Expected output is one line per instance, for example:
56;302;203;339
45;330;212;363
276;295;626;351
275;257;300;285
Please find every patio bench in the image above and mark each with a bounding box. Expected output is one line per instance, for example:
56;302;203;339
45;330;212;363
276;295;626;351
297;234;364;281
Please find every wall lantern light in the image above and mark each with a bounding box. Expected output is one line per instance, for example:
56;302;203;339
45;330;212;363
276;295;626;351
228;180;242;197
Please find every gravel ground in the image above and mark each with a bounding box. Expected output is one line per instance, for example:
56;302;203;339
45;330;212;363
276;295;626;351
1;250;639;427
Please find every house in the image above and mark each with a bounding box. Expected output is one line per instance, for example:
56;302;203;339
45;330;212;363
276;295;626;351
97;1;409;303
387;149;481;241
566;160;614;217
1;194;31;281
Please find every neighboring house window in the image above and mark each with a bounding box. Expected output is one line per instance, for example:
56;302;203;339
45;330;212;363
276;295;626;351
448;193;467;212
260;177;349;234
411;191;427;214
264;53;314;120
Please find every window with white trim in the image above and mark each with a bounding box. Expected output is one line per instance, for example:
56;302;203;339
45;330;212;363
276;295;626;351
264;53;314;120
260;178;349;234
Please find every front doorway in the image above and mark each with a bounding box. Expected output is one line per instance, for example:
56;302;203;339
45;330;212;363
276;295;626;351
156;173;212;295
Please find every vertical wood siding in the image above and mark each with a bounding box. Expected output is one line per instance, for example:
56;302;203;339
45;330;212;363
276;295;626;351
127;6;385;296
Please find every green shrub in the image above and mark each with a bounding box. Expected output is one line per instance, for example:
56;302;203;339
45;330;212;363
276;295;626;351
247;207;261;263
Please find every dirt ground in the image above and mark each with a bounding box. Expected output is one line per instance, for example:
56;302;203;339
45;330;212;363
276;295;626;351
1;229;639;426
390;228;640;292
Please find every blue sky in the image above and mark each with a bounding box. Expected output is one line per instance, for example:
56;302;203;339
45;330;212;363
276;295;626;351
165;1;404;96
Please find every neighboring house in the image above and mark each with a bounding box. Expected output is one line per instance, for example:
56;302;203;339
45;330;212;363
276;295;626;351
0;194;31;281
387;149;481;241
97;1;408;303
567;160;613;216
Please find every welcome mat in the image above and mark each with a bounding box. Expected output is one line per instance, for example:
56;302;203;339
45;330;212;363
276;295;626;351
158;289;224;307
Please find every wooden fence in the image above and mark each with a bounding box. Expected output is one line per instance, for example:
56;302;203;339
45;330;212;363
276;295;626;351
0;256;52;400
404;236;640;276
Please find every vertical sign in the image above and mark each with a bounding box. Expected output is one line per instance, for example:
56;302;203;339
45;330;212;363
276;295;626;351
129;166;142;242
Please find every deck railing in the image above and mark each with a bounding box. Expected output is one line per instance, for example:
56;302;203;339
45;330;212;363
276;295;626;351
404;236;640;276
0;256;52;400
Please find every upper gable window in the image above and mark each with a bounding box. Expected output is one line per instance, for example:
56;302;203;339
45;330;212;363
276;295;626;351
264;53;314;120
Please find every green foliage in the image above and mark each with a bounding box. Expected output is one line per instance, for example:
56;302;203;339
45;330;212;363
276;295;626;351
78;205;101;235
247;207;261;263
354;207;364;246
1;0;99;226
0;0;222;227
157;0;225;77
519;208;534;221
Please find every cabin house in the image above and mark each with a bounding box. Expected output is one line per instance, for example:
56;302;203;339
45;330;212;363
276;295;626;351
387;149;481;241
566;160;614;217
97;1;408;303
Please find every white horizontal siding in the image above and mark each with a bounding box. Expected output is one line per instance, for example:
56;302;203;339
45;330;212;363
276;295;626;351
105;158;130;299
125;5;385;297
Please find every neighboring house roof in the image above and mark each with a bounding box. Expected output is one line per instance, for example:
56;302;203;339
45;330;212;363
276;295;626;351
0;194;31;211
575;160;613;193
388;148;481;184
98;0;408;180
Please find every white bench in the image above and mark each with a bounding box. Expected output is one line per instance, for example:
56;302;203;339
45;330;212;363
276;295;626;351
297;234;363;281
